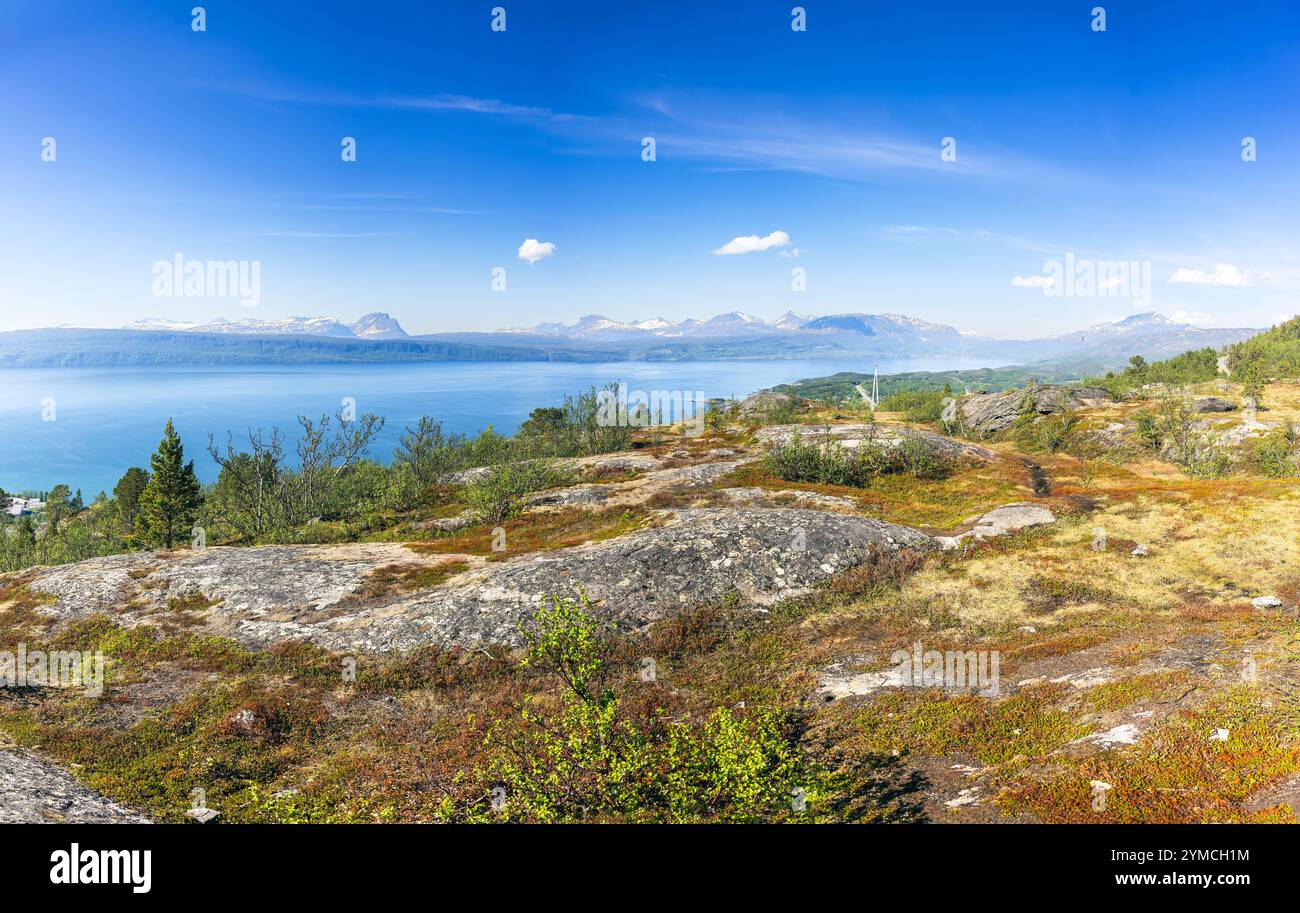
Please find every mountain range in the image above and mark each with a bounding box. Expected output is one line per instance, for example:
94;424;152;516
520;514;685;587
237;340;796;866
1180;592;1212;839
0;310;1266;372
123;312;409;340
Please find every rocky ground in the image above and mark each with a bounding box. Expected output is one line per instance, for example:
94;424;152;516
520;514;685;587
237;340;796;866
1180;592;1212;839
2;381;1299;823
0;737;149;823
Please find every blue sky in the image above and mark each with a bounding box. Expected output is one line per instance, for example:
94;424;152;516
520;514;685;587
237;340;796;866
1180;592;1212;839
2;0;1298;337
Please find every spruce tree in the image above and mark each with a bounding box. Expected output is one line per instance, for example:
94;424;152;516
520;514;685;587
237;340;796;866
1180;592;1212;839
139;419;202;549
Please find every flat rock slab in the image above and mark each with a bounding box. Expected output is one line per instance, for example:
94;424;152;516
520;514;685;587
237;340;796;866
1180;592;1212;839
0;748;149;823
25;542;433;639
374;507;937;650
755;423;999;463
936;503;1056;549
24;509;936;653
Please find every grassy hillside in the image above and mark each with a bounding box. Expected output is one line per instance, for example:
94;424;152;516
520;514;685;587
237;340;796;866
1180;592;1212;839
774;364;1087;403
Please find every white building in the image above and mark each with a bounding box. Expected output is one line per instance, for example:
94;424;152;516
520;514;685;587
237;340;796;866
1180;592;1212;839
4;498;43;517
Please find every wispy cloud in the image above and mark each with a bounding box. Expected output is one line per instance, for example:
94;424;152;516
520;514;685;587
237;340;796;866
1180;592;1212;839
212;81;1042;182
209;81;590;124
1011;274;1054;289
1169;309;1217;325
254;230;386;238
1169;263;1250;287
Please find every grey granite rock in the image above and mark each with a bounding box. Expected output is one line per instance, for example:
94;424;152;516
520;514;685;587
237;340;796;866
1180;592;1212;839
956;385;1110;438
0;748;149;823
1193;396;1237;413
25;509;936;653
755;423;998;463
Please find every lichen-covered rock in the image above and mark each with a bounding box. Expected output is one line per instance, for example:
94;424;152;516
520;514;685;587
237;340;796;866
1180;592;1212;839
755;423;998;463
737;390;816;419
956;385;1110;438
936;503;1056;549
25;509;936;653
0;747;149;823
379;508;937;649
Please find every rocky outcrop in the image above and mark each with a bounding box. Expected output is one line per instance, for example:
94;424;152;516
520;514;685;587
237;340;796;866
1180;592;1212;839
383;508;937;649
24;509;937;653
442;452;661;486
936;503;1056;550
1193;397;1236;413
755;423;999;463
738;390;816;419
956;385;1110;438
0;747;149;823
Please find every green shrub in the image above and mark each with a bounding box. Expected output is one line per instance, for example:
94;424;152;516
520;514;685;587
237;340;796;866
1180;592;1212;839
480;594;826;823
878;389;948;424
1134;410;1163;451
464;462;573;524
1019;410;1079;453
763;432;951;488
1249;422;1299;478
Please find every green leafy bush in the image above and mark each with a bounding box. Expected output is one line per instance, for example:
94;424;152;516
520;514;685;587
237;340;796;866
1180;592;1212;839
878;389;948;424
464;461;573;524
1249;422;1299;478
763;432;951;488
481;595;826;823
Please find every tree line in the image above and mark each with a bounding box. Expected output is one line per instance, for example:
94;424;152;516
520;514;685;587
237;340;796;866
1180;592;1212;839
0;383;636;573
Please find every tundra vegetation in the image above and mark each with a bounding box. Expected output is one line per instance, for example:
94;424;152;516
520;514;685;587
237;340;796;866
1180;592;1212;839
4;322;1300;823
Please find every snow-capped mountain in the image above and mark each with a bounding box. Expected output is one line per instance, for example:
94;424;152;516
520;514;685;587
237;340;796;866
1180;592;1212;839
1048;312;1179;342
501;311;788;339
484;309;1260;364
349;312;409;339
771;311;815;331
499;310;968;342
124;313;408;340
10;309;1261;370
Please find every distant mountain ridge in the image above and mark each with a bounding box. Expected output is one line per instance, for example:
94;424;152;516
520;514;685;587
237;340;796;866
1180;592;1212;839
123;312;409;340
498;310;968;341
1;310;1265;371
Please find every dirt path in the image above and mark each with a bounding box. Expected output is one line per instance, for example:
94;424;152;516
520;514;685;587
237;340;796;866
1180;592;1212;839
1021;458;1052;496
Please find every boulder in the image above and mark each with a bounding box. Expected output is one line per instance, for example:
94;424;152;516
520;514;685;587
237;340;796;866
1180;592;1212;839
738;390;815;419
957;385;1109;438
1193;397;1236;413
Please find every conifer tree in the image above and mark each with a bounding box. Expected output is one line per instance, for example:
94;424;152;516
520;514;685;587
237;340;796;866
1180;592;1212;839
139;419;202;548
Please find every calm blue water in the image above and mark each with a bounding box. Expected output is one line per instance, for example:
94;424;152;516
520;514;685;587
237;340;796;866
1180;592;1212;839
0;358;993;494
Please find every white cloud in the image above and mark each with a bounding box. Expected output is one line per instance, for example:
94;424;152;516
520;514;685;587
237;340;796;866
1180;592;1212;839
1098;275;1124;291
1011;274;1054;289
1169;263;1249;287
713;230;790;256
779;247;803;259
517;238;556;264
1169;309;1216;326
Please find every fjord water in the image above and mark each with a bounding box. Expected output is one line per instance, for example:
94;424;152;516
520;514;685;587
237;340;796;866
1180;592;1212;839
0;358;992;494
